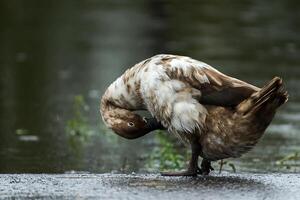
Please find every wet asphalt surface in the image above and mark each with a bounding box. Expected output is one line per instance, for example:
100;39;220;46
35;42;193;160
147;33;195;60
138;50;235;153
0;172;299;200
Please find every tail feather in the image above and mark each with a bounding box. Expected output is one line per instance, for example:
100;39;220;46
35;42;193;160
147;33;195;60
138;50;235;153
237;77;288;115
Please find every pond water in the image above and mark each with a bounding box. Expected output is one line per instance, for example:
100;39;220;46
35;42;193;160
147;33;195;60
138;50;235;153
0;0;299;173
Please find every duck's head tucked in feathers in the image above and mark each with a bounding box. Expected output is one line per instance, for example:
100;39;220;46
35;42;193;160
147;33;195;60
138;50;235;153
100;97;164;139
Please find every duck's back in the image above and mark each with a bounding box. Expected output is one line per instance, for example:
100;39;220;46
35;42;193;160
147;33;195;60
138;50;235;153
102;54;259;143
137;54;259;142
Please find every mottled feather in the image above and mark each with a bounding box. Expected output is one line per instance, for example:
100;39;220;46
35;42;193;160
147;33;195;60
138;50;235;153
100;54;259;143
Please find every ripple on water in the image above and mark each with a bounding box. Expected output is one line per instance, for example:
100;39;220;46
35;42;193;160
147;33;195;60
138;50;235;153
280;113;300;121
267;124;300;137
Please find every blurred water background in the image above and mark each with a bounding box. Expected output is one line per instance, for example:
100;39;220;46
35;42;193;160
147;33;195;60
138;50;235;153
0;0;299;173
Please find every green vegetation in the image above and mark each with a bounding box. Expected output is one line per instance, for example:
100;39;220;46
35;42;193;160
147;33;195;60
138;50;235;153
146;131;186;171
64;95;299;173
218;160;236;173
65;95;94;142
15;129;29;135
65;95;120;156
276;152;300;170
146;131;239;174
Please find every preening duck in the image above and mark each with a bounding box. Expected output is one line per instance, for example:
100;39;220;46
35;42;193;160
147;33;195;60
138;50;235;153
100;54;288;176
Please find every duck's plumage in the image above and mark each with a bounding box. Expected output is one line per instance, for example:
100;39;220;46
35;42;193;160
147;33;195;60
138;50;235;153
100;54;288;176
201;77;288;161
101;54;258;142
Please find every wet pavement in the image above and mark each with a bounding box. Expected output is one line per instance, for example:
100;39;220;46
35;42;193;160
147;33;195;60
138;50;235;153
0;172;299;199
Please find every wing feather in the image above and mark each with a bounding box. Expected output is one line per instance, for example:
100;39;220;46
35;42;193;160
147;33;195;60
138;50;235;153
160;55;260;106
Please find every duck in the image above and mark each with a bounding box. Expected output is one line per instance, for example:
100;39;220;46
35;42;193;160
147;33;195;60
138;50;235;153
100;54;288;176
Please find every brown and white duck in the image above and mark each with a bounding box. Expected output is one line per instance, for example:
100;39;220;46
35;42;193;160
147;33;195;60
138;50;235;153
100;54;288;176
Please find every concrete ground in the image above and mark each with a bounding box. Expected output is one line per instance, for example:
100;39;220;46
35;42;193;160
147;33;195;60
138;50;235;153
0;172;299;200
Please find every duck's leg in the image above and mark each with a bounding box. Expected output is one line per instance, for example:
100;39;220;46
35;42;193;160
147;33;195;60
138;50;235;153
200;159;214;175
161;141;201;176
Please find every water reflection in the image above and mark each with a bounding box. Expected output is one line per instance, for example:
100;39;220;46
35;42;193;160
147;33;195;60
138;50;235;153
0;0;299;173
